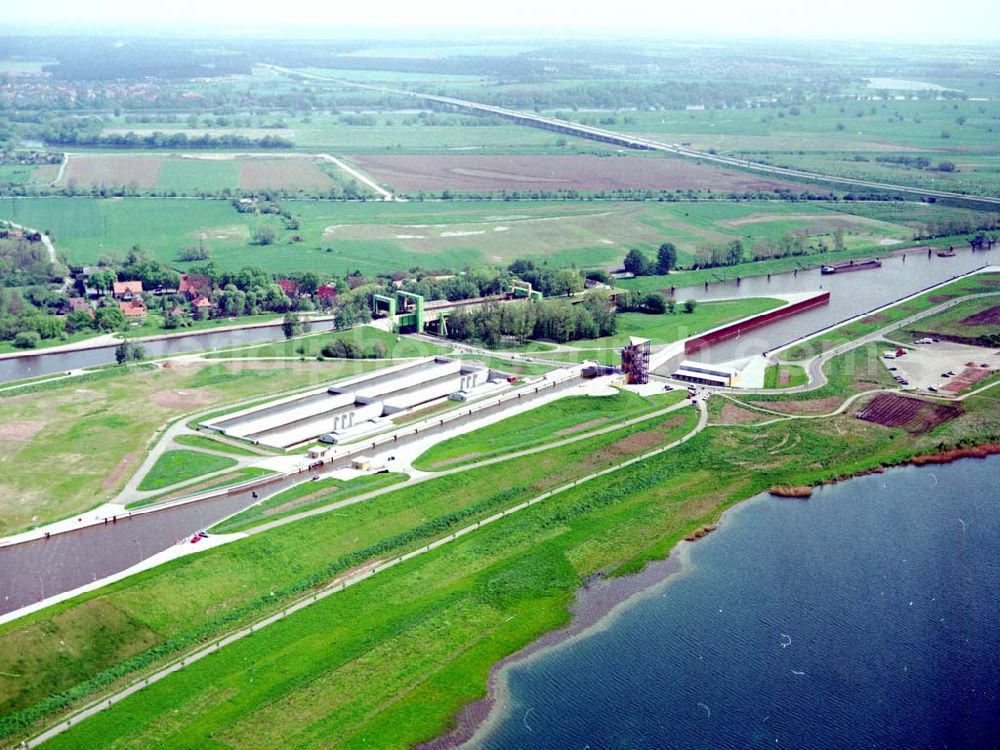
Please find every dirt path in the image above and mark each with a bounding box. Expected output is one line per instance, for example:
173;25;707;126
317;153;399;202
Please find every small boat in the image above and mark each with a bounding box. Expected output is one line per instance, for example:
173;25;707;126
820;258;883;275
936;250;956;258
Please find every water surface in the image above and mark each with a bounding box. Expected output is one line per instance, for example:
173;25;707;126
470;456;1000;749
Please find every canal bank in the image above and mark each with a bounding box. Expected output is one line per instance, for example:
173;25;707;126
450;454;1000;750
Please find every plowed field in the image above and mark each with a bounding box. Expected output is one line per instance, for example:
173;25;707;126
351;154;805;194
855;393;961;433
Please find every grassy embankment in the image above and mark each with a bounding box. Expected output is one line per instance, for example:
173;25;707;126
205;325;452;360
0;358;394;535
211;473;409;534
0;403;701;741
763;364;809;389
747;344;898;410
135;449;238;492
887;296;1000;344
20;379;1000;750
542;298;784;366
782;271;1000;360
126;468;275;510
173;434;263;457
414;389;685;471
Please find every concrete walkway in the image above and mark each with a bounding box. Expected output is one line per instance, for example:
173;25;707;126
21;400;707;748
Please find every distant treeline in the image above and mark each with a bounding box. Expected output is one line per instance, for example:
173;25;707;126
44;131;293;149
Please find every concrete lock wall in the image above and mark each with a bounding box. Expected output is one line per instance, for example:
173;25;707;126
684;292;831;354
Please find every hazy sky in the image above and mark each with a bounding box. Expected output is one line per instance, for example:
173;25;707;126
5;0;999;42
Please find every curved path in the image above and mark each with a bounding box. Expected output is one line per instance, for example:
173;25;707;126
21;399;707;749
769;289;1000;393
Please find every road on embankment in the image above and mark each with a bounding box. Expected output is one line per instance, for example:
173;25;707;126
21;398;706;749
265;65;1000;210
0;374;585;617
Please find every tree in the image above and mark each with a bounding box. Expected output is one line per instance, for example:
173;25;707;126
251;224;277;246
833;226;846;253
666;296;677;314
95;306;127;331
282;312;302;339
13;331;40;349
623;248;651;276
725;239;744;266
643;293;667;314
552;268;584;296
683;299;697;314
114;340;144;364
656;243;678;274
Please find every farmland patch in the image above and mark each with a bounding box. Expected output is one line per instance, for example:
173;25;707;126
855;393;962;434
57;155;162;188
350;154;806;194
238;158;339;191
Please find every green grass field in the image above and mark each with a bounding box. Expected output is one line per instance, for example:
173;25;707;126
414;389;685;470
155;158;240;192
0;197;939;278
569;299;784;349
16;383;998;749
763;364;808;389
211;472;409;533
173;434;262;457
206;326;451;360
898;297;1000;342
136;449;237;491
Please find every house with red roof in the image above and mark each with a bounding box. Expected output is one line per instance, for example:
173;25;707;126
112;280;143;300
118;299;148;319
178;273;212;300
315;284;338;305
277;279;300;297
66;297;95;318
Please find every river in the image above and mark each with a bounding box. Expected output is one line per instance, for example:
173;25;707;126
0;318;338;384
666;244;994;365
0;246;993;385
464;455;1000;749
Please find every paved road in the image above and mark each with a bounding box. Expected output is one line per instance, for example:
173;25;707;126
265;65;1000;210
776;290;1000;392
0;375;583;616
21;400;706;749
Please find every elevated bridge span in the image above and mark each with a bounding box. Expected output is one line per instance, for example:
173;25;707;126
266;65;1000;210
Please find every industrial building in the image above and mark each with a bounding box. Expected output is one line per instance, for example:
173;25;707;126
203;356;496;449
671;360;740;387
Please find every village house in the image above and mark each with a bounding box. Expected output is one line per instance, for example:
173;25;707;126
66;297;95;319
277;279;300;298
118;298;148;320
178;273;213;300
192;296;213;314
315;284;339;306
112;280;143;300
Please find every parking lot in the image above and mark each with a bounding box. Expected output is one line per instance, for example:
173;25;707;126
882;341;999;393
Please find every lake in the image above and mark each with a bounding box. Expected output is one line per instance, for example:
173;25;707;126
466;455;1000;749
